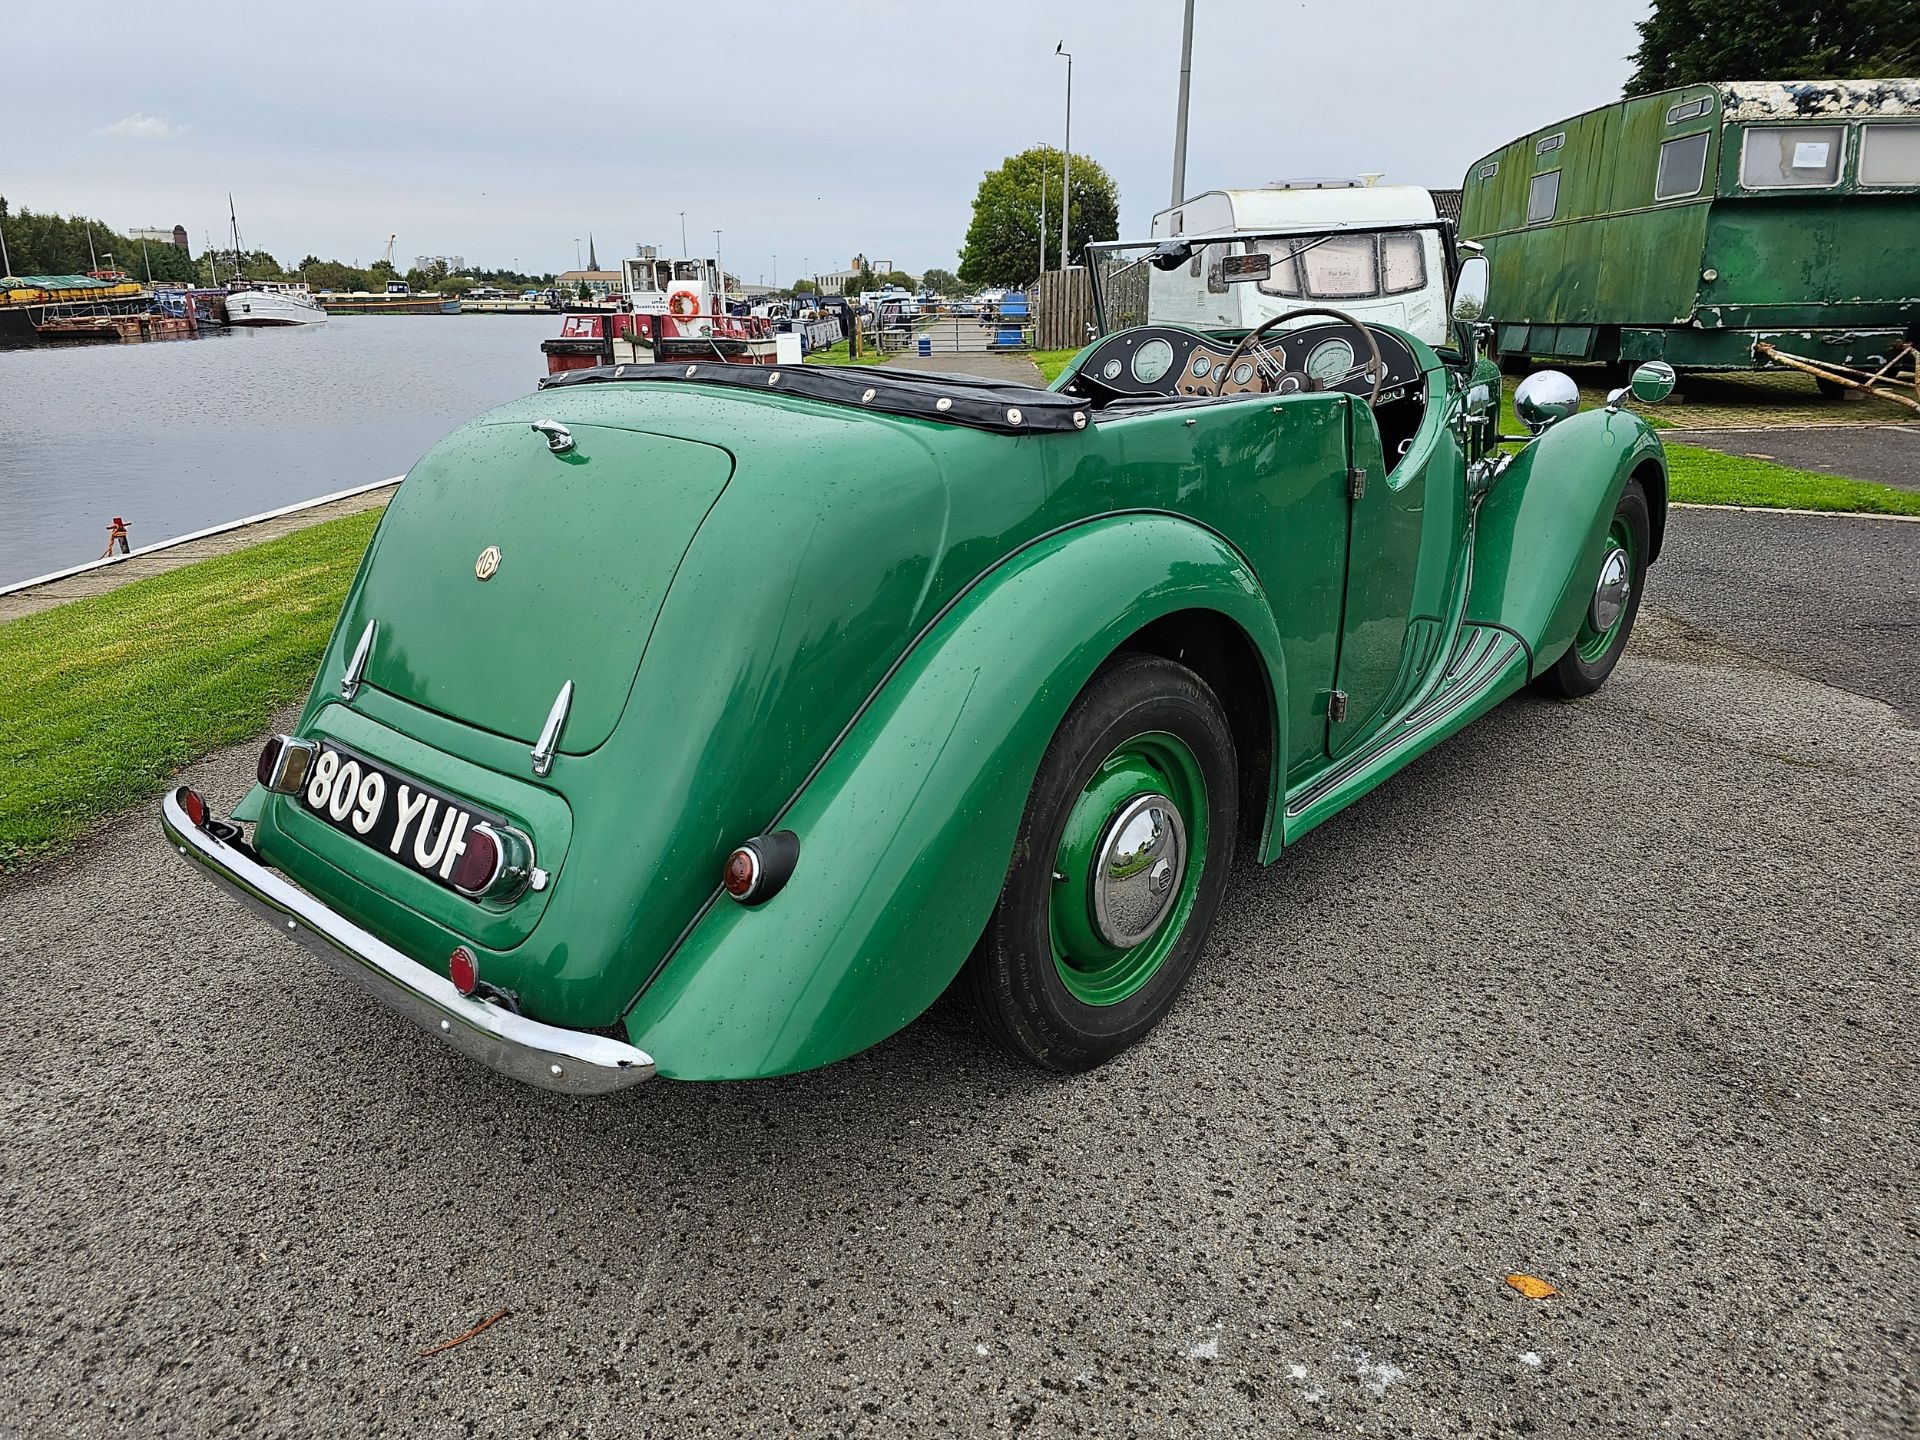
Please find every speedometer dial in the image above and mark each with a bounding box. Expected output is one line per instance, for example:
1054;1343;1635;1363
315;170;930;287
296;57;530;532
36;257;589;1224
1131;338;1175;385
1304;338;1356;387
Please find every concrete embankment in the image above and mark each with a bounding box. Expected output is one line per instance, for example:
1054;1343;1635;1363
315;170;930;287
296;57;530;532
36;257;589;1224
0;480;398;625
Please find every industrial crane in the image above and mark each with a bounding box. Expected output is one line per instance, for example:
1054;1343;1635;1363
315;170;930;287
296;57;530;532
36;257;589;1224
379;234;397;268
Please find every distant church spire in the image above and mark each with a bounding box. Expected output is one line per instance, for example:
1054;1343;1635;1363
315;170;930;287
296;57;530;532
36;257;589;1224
587;233;598;271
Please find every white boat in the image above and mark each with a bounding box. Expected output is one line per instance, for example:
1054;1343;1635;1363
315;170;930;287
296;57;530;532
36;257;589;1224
225;281;327;327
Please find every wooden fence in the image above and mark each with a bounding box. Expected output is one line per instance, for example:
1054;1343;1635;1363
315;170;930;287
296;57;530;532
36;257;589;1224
1034;268;1095;351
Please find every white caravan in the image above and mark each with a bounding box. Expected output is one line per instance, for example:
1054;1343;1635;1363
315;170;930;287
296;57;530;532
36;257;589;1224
1147;183;1450;346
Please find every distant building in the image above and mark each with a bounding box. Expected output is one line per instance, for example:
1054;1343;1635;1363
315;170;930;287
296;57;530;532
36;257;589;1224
414;254;467;273
128;225;190;252
813;252;898;296
555;269;625;299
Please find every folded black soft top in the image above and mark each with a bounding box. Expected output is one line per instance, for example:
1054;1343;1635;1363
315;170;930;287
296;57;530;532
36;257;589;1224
539;361;1090;436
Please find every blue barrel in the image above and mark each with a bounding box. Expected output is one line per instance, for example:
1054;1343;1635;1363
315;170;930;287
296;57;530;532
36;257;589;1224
917;335;932;357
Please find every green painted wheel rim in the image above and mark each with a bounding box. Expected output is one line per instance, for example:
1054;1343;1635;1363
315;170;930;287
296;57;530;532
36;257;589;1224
1049;731;1208;1007
1575;515;1637;664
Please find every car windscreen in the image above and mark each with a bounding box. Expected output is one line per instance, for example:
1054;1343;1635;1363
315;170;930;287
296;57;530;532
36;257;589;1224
1086;223;1454;336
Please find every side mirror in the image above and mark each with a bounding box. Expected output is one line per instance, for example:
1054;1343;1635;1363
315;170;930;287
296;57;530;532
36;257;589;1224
1513;370;1581;433
1451;256;1490;324
1608;360;1676;411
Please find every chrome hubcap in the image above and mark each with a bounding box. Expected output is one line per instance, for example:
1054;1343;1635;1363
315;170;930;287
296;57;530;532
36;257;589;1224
1590;547;1631;632
1091;794;1187;948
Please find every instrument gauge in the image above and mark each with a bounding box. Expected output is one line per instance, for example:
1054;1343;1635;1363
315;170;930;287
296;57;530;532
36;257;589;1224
1304;338;1356;387
1191;355;1212;378
1131;338;1175;385
1101;358;1123;380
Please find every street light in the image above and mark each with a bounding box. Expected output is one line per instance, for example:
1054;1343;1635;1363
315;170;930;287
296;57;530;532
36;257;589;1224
714;229;723;301
679;212;688;255
1056;42;1072;271
573;237;581;270
1171;0;1195;208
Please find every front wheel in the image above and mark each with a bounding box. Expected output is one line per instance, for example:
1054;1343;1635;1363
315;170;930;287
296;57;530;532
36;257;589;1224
963;653;1237;1072
1534;478;1651;699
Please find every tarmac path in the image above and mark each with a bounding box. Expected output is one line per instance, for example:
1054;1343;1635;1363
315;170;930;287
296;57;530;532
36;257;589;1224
1;508;1915;1438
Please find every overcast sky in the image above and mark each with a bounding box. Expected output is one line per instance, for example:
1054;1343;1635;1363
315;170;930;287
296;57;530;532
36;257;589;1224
7;0;1649;281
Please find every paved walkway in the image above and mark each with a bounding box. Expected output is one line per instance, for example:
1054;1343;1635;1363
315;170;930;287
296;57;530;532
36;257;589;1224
0;484;396;625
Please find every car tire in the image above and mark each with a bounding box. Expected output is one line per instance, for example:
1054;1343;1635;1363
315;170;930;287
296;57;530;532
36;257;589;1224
962;652;1237;1072
1534;477;1651;699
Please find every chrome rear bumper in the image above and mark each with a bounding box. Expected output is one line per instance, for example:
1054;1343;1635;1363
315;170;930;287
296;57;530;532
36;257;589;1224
159;788;655;1094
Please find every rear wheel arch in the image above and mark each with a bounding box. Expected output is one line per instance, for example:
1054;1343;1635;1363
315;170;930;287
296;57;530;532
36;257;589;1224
1115;607;1278;860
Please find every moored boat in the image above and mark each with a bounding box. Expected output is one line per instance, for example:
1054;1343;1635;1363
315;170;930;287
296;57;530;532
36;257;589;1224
316;290;461;315
540;253;796;375
226;280;327;326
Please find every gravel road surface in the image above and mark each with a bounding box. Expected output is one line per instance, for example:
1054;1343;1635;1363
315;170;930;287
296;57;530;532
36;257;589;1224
3;509;1915;1439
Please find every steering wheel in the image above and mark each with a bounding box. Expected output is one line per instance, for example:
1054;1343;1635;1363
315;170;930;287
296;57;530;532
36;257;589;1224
1210;307;1387;406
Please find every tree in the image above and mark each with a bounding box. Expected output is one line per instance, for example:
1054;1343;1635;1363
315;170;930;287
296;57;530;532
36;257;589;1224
921;267;961;296
957;145;1119;287
575;279;592;300
1627;0;1918;95
0;196;199;284
878;270;917;290
791;277;818;295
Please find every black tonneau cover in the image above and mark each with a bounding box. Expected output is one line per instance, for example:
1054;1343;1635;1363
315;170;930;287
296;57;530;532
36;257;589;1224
539;361;1089;436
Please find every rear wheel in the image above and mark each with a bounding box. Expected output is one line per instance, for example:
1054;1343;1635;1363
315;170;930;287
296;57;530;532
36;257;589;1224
1815;376;1850;401
963;653;1237;1072
1534;478;1651;699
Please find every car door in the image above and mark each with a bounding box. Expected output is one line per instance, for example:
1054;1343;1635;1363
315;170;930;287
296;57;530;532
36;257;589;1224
1327;375;1469;756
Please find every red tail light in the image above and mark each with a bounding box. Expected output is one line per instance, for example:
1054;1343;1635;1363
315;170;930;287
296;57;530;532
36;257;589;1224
449;826;500;894
448;947;479;996
447;823;535;902
256;734;318;794
179;788;208;828
722;831;800;905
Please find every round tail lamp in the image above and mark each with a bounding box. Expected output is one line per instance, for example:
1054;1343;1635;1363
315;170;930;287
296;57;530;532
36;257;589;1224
723;830;800;905
178;787;208;828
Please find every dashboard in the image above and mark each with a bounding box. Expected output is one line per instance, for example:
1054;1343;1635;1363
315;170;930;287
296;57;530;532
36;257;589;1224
1062;322;1422;409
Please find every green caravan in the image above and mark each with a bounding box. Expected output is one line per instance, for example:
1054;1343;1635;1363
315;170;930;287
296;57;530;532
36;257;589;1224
1460;80;1920;376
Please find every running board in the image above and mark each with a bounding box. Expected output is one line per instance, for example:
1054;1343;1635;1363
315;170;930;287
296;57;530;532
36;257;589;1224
1283;624;1531;842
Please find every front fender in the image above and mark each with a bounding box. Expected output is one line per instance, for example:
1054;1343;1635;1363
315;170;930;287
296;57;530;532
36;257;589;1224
623;512;1286;1081
1465;408;1665;672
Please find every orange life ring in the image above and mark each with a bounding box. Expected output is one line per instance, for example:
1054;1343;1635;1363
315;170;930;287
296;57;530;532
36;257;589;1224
668;289;700;317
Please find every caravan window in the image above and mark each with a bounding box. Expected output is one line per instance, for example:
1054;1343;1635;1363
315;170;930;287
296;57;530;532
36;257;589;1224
1655;132;1710;200
1380;233;1427;295
1861;123;1920;186
1527;171;1560;224
1251;232;1429;301
1740;125;1842;187
1298;234;1378;299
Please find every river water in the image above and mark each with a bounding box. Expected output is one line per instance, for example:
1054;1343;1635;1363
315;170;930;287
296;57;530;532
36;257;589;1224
0;315;558;587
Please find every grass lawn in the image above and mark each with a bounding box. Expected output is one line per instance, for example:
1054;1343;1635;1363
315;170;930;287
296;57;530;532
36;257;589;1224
0;508;381;870
803;338;891;367
1496;377;1917;514
1664;444;1920;515
1031;348;1085;387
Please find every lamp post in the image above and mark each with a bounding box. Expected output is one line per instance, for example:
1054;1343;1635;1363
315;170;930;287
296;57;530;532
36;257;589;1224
1038;167;1048;280
573;237;581;270
679;212;688;255
713;229;723;302
1171;0;1195;208
1056;42;1072;270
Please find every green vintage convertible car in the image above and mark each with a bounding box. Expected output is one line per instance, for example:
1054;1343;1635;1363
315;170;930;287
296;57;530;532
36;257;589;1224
162;222;1673;1092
